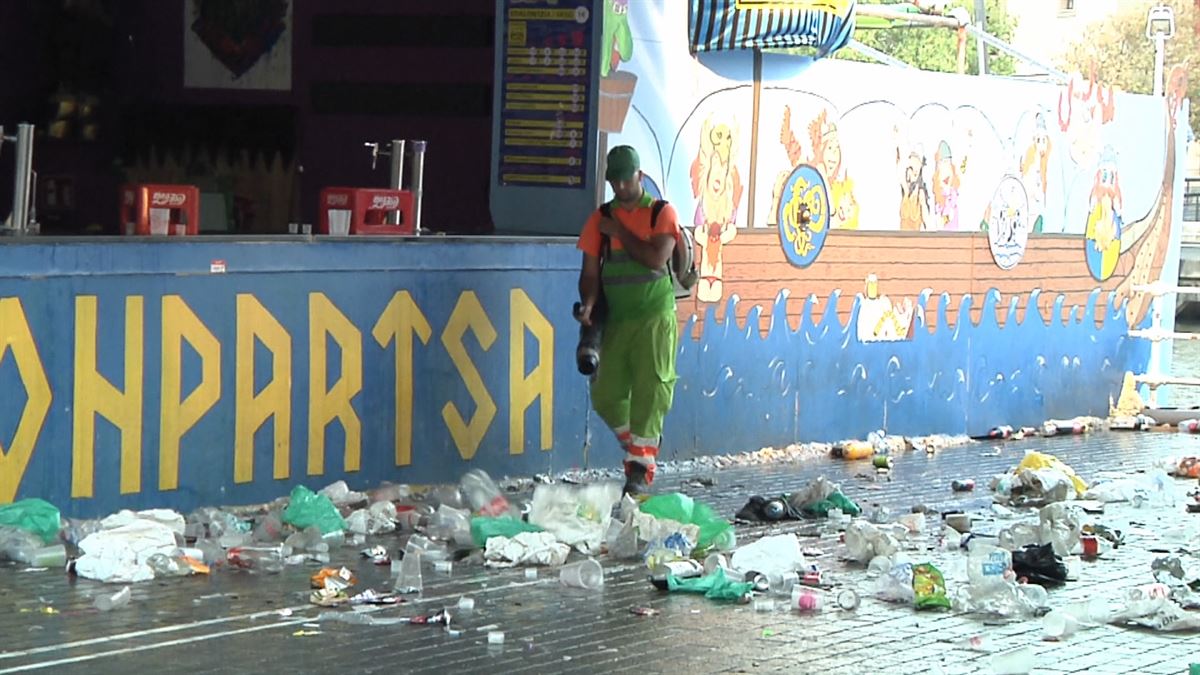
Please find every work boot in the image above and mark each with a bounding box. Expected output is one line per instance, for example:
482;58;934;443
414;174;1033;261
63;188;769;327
623;461;650;497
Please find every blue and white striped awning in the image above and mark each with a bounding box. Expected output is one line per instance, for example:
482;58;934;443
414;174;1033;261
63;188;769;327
689;0;857;57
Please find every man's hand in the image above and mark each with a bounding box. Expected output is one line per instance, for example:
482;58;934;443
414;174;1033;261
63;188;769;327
597;216;622;238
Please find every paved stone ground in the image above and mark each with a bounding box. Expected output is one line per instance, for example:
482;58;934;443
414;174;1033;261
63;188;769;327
1;432;1199;674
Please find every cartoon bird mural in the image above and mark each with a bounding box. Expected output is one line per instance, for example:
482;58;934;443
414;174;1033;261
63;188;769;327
601;0;632;78
690;116;743;303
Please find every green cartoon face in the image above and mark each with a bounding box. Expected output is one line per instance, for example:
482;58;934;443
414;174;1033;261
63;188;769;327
601;0;632;78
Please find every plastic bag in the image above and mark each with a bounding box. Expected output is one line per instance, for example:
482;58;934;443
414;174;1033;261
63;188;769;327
282;486;347;534
845;520;900;563
1011;543;1068;586
0;499;62;544
470;516;543;548
967;542;1013;590
797;490;862;518
484;532;569;567
665;566;754;601
75;520;179;583
528;483;622;554
639;493;734;551
730;534;805;577
1014;451;1087;496
875;562;915;603
1038;503;1082;557
913;563;951;610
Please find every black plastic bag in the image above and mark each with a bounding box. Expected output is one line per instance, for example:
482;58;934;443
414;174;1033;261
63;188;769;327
1012;543;1068;586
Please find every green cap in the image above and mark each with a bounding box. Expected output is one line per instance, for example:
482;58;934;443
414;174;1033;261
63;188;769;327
605;145;640;182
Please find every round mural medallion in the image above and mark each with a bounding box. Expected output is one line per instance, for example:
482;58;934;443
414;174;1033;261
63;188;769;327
776;164;830;268
986;175;1030;271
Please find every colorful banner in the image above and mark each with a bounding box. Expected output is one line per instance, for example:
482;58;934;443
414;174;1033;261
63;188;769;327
689;0;857;55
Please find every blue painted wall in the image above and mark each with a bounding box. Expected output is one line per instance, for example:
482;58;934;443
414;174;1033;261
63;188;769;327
0;237;1152;518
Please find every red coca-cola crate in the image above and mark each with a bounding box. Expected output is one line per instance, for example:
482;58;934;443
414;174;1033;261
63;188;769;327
120;184;200;236
318;187;414;236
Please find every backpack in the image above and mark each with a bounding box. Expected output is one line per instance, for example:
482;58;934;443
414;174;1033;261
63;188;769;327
600;199;697;299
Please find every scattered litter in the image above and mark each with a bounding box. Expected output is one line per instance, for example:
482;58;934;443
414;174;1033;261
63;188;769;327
292;630;322;637
360;546;390;565
311;567;356;591
559;559;604;590
629;606;660;617
94;587;131;612
484;532;569;568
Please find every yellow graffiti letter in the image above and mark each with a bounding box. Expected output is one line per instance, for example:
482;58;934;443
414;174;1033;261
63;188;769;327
371;291;431;467
0;299;51;503
509;289;553;455
308;293;363;476
159;296;221;491
234;294;292;483
441;292;496;460
72;296;144;497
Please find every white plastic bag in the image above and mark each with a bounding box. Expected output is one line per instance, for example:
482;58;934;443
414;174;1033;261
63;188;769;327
529;483;622;555
730;534;805;576
483;532;570;567
75;520;178;583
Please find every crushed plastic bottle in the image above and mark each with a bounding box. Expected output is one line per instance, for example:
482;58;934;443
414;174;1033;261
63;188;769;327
460;469;515;518
227;546;285;573
147;553;192;577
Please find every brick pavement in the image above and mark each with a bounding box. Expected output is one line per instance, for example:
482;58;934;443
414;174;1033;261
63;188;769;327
0;432;1198;674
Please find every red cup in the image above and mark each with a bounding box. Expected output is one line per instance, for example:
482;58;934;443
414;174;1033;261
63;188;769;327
1081;535;1099;556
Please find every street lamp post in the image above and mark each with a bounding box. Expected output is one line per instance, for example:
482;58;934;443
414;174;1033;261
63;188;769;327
1147;4;1176;97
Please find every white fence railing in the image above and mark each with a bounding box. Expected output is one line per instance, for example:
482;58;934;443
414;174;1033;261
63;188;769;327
1130;283;1200;407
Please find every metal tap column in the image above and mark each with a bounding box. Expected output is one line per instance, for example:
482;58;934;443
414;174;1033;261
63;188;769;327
410;140;426;236
387;139;406;225
11;123;35;234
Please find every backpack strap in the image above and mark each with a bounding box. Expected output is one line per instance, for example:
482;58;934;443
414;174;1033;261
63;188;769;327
649;199;668;230
597;203;613;260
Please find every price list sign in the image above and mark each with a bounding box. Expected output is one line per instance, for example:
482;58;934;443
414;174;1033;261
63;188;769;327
498;1;593;189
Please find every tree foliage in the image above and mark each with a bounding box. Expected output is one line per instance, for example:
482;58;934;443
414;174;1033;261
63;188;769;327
1060;0;1199;134
835;0;1017;76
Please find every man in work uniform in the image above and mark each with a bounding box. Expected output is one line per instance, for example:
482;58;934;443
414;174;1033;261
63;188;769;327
576;145;680;496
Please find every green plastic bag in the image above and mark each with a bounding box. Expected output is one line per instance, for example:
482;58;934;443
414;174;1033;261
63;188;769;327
282;486;346;534
0;499;62;544
800;490;861;518
639;493;734;550
666;567;754;601
470;516;543;548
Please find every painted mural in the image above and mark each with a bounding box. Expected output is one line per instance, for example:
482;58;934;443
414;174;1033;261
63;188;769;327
598;0;1187;446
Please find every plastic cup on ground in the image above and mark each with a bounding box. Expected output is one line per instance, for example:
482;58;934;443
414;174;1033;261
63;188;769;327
1042;610;1078;640
559;559;604;590
524;568;538;580
791;586;824;612
487;630;505;645
989;645;1033;674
